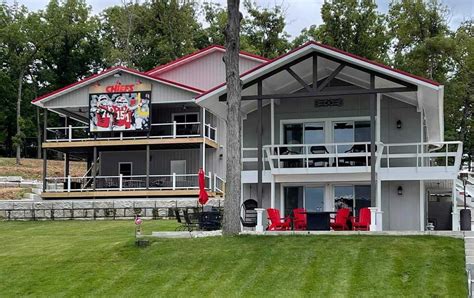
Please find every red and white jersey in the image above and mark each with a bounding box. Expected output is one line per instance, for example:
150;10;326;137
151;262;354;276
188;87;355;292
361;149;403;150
112;105;132;129
96;105;113;129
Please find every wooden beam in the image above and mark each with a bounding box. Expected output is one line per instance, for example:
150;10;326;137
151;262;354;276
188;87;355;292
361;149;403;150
241;86;417;101
286;67;312;93
370;74;376;207
146;145;150;189
92;146;97;191
317;64;345;92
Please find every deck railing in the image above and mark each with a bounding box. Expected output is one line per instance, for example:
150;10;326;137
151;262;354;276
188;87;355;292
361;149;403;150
45;121;217;142
45;173;225;193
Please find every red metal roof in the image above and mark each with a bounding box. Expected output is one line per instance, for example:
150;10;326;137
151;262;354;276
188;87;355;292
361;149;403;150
32;66;204;104
146;45;269;76
195;41;441;100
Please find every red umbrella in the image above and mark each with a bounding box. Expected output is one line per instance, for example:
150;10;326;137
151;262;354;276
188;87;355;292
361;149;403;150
198;168;209;205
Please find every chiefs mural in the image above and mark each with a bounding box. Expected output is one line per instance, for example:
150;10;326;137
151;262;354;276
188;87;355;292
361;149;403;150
89;81;151;132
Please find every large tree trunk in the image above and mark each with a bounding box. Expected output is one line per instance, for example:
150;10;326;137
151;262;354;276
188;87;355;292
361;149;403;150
222;0;242;235
15;70;24;165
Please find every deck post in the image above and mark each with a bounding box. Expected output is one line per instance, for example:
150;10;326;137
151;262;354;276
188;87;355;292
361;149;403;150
257;81;263;207
452;179;460;231
270;177;275;209
146;145;150;189
370;75;376;206
201;107;206;172
92;146;97;191
64;152;70;178
420;180;425;231
42;149;47;192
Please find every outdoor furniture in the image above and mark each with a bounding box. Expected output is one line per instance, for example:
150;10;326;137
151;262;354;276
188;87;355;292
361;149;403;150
174;209;189;231
309;146;329;167
199;211;222;230
330;208;351;231
279;148;303;168
305;212;333;231
240;199;258;228
182;209;200;231
351;207;371;231
292;208;307;230
266;208;291;231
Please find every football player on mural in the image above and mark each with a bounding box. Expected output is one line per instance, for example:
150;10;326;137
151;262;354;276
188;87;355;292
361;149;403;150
133;93;150;130
94;95;114;130
111;95;141;130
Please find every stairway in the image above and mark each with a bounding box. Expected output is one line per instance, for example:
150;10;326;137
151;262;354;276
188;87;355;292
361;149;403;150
22;185;43;201
465;233;474;297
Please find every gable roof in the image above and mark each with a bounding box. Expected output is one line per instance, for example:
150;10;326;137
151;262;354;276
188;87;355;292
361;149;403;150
195;41;444;143
31;66;204;106
146;45;269;76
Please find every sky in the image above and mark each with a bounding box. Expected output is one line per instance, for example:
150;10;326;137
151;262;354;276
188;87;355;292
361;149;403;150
12;0;474;38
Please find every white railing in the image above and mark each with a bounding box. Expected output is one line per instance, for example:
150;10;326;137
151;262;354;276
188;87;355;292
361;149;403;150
379;141;462;170
242;147;269;170
44;173;225;193
263;142;373;170
45;121;217;142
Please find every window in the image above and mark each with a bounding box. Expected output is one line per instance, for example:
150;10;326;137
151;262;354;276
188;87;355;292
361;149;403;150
118;162;132;177
283;186;303;217
304;187;325;212
334;185;371;215
170;160;186;175
333;121;370;152
172;113;199;123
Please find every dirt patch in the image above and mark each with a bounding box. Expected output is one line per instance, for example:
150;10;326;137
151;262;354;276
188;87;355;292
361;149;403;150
0;158;86;180
0;188;30;200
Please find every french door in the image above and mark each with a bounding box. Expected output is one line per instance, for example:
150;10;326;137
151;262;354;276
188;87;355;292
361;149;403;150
283;186;325;216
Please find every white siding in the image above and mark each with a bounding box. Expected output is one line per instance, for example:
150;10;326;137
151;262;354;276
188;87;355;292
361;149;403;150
381;181;421;230
156;51;261;91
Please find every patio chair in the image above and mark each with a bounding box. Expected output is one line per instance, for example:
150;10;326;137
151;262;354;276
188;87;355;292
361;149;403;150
266;208;291;231
330;208;351;231
182;209;200;232
293;208;307;230
309;146;329;167
174;209;188;231
351;207;371;231
240;199;258;228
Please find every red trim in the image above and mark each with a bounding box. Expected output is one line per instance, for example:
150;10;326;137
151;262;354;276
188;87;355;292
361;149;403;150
146;45;269;76
32;66;204;104
196;41;440;100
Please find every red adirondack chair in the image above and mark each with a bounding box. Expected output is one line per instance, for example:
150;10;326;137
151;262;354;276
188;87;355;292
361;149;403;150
330;208;351;231
266;208;291;231
351;207;371;231
293;208;307;230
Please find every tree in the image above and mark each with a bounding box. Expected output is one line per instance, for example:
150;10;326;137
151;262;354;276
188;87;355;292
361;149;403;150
222;0;242;235
241;0;290;58
294;0;389;62
444;21;474;168
388;0;455;82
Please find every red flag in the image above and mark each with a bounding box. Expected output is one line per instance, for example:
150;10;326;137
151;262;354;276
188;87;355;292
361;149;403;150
198;168;209;205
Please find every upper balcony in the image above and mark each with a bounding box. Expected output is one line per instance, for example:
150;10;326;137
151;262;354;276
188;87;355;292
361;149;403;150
43;121;218;149
242;141;462;181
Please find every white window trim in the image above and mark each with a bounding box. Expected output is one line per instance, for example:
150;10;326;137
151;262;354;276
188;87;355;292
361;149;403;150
118;162;133;176
279;116;372;145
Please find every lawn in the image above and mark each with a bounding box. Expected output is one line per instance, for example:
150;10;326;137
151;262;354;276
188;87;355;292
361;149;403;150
0;220;467;297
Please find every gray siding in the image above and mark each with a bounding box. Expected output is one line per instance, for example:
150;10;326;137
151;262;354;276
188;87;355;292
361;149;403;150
100;149;200;176
381;180;421;231
43;72;196;109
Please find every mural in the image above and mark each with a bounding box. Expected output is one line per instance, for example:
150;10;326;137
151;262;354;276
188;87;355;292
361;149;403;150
89;82;151;132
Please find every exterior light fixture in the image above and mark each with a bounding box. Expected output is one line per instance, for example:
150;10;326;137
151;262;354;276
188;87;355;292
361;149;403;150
396;120;402;129
397;186;403;196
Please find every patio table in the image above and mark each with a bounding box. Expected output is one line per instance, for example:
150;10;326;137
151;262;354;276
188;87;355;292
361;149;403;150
304;212;335;231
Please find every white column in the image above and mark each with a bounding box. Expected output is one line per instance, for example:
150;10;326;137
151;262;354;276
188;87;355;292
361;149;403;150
202;108;206;172
369;207;377;231
452;179;460;231
376;93;381;143
376;178;382;211
255;208;265;233
270;178;275;208
271;98;275;145
419;180;425;231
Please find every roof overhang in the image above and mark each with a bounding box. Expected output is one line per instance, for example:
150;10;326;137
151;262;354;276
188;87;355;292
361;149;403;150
195;42;444;143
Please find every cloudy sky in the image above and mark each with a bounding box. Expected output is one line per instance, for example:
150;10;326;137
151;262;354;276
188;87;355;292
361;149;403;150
12;0;474;38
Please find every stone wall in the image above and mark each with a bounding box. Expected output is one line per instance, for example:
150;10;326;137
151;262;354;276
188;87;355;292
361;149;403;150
0;198;224;220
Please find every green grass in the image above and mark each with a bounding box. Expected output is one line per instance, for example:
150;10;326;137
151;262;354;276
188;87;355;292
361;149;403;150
0;220;467;297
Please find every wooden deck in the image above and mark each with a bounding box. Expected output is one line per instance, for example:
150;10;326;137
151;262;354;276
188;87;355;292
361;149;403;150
42;137;218;149
41;189;222;199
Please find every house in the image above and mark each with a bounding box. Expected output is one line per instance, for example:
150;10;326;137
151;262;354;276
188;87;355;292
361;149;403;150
33;42;463;231
196;42;463;231
31;45;268;200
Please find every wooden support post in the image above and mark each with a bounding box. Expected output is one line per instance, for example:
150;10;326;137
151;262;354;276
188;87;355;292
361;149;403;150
92;146;97;191
257;81;263;207
43;109;48;142
201;107;206;172
370;74;376;206
146;145;150;189
64;152;70;177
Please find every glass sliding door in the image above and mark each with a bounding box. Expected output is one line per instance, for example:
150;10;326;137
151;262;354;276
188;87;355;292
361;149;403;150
304;123;325;145
354;185;371;215
333;122;354;153
334;185;371;216
284;186;303;216
304;187;325;212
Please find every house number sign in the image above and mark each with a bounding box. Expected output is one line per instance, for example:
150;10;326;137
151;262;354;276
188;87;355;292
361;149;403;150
314;98;344;107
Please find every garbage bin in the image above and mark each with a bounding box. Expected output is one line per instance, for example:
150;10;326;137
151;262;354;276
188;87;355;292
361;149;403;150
461;209;471;231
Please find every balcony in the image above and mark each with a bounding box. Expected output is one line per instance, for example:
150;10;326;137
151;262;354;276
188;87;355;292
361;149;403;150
43;121;218;149
42;173;225;199
242;141;462;180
